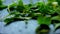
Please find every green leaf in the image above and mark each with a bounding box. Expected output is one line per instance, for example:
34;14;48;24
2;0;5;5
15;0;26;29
36;2;44;7
0;5;7;10
4;17;24;26
8;2;17;11
55;24;60;32
51;15;60;21
37;15;51;26
4;18;14;26
17;0;23;6
16;0;25;13
0;0;3;5
0;0;7;10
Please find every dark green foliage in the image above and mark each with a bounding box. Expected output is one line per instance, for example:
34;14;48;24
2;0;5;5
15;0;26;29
9;7;16;11
32;16;38;20
4;17;25;26
0;0;7;10
16;0;25;13
51;15;60;31
7;0;25;13
4;18;14;26
17;0;23;6
36;24;50;34
7;2;17;11
51;20;60;24
55;26;60;31
51;12;59;17
36;2;56;15
28;4;33;7
0;0;2;5
0;5;7;10
16;6;25;13
56;0;60;5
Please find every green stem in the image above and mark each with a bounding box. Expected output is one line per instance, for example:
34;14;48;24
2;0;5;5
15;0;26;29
7;5;11;12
